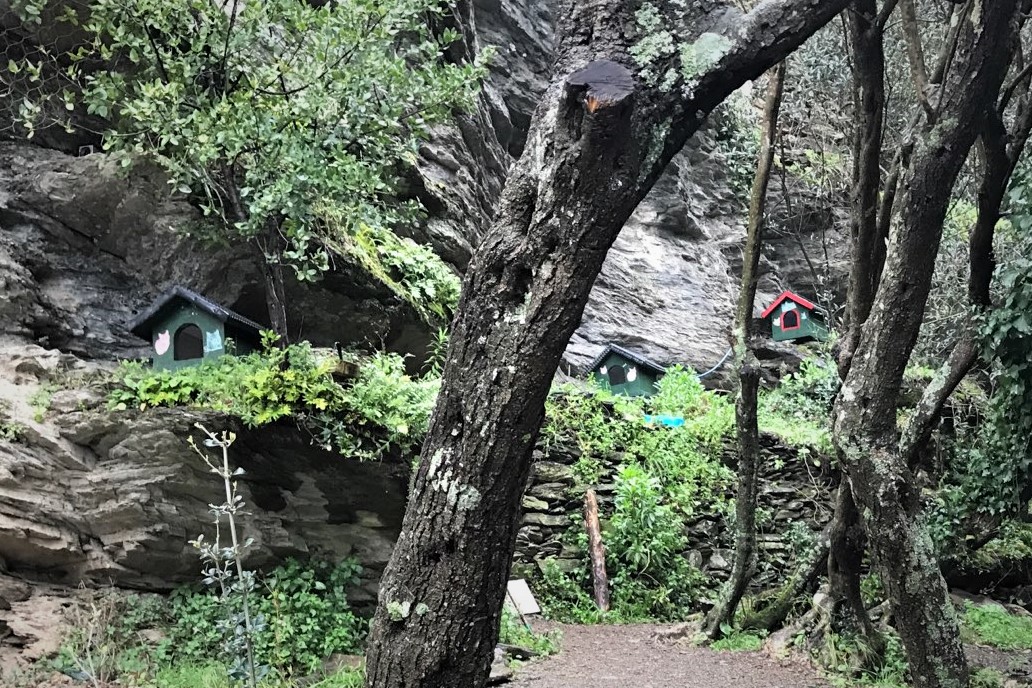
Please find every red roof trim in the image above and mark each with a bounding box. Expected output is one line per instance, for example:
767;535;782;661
760;290;817;318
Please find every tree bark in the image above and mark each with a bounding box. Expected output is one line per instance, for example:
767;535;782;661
826;483;879;638
899;0;933;119
363;0;854;685
824;0;887;646
583;489;610;612
704;60;786;639
219;168;290;340
260;255;290;341
839;0;886;377
833;2;1021;686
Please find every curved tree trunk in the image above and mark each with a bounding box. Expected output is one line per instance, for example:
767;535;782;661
363;1;853;685
833;3;1021;685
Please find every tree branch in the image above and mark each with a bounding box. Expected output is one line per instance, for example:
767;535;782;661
876;0;901;28
899;0;934;119
899;48;1032;467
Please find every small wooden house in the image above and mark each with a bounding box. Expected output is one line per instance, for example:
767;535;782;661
129;286;264;370
587;344;666;397
760;290;829;343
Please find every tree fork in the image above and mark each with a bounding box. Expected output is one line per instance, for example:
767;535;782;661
833;0;1021;684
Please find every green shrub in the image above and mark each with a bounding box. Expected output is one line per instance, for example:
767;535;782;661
536;464;710;624
537;371;734;623
168;558;366;676
710;627;765;652
47;590;171;685
544;373;735;516
606;464;706;620
0;420;26;442
28;383;55;422
498;607;561;656
153;663;230;688
962;602;1032;650
757;356;838;451
971;667;1006;688
108;338;437;458
823;630;909;688
534;560;604;624
306;668;366;688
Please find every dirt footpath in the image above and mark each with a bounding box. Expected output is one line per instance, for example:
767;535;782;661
510;624;828;688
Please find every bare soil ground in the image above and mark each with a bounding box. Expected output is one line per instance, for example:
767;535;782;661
510;623;828;688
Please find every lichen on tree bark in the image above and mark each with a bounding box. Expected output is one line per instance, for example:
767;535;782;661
832;0;1022;684
363;0;855;685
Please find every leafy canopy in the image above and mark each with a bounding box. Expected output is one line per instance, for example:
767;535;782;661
15;0;482;320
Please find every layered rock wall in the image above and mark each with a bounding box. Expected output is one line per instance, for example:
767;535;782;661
512;434;835;588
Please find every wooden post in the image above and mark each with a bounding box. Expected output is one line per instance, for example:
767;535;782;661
583;489;610;612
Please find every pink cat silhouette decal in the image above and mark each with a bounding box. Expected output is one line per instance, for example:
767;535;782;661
154;330;170;355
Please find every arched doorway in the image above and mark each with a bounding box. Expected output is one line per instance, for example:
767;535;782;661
174;324;204;361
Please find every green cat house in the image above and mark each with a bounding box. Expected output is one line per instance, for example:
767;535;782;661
587;343;667;397
129;286;263;370
761;290;829;343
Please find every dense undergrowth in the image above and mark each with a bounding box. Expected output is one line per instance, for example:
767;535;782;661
79;337;1032;686
534;362;837;624
107;333;437;458
10;559;368;688
816;602;1032;688
6;558;557;688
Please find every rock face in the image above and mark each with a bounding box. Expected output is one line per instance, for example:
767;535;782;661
0;0;844;374
567;131;849;377
0;396;408;608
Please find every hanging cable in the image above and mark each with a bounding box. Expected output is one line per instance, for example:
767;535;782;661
696;346;733;380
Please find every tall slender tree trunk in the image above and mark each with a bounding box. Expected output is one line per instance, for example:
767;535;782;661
704;61;786;639
824;0;887;644
833;3;1020;685
261;260;290;341
839;0;887;377
219;167;291;340
363;1;853;685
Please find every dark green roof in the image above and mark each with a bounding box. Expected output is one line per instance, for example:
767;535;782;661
129;286;264;340
587;343;667;376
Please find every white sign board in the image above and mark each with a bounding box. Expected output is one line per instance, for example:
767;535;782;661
504;579;540;616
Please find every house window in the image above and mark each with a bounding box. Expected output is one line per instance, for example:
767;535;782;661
780;309;801;331
174;324;204;360
608;364;627;385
